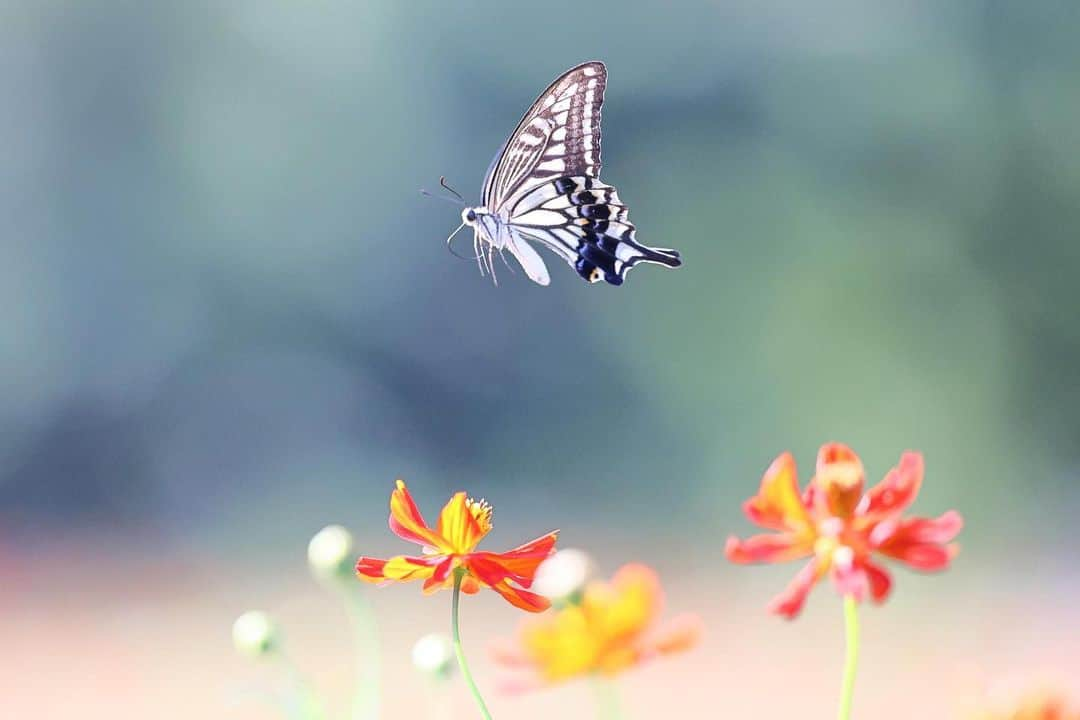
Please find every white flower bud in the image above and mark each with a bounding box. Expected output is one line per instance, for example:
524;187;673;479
232;611;278;658
307;524;355;580
411;633;454;678
532;548;593;601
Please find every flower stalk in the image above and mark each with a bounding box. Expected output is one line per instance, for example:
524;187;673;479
452;568;495;720
345;588;381;720
591;677;623;720
837;594;859;720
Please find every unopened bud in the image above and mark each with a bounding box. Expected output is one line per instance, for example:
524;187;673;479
232;610;278;659
308;524;355;580
412;633;454;678
532;548;593;602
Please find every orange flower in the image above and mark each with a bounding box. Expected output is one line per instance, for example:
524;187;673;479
491;564;702;688
972;689;1080;720
355;480;558;612
726;443;963;618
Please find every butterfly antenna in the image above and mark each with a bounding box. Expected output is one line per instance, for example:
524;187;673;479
439;176;465;202
419;188;466;206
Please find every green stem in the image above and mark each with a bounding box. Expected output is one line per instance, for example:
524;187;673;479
451;569;494;720
344;587;381;720
279;652;324;720
837;594;860;720
591;676;623;720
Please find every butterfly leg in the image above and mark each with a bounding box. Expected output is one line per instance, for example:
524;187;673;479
487;241;499;286
497;247;516;276
474;233;486;278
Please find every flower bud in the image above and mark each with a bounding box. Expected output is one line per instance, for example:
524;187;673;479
411;633;454;678
532;548;593;602
307;524;355;580
232;610;278;658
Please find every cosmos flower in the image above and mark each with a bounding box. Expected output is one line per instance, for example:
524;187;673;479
491;563;702;688
356;480;558;612
726;443;963;618
971;688;1080;720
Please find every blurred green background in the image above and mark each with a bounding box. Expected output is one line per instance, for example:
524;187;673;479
2;1;1078;718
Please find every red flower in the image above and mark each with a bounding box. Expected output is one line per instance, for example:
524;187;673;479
725;443;963;619
356;480;558;612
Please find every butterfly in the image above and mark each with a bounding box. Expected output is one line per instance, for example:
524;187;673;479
443;61;682;286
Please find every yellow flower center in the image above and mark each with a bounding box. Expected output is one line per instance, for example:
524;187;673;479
466;497;493;535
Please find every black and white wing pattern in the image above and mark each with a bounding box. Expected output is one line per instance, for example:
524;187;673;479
465;61;681;286
482;62;605;210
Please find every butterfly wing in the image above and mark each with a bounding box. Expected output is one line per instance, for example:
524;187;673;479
504;229;551;286
481;61;605;212
506;176;681;285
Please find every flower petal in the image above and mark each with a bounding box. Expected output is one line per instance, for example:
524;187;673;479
832;554;894;604
383;554;443;581
879;541;958;571
437;491;487;554
766;558;823;619
469;531;558;587
876;511;963;570
389;480;448;551
887;510;964;544
863;558;893;604
584;564;662;644
489;580;551;612
357;553;444;584
831;551;869;602
725;532;814;564
650;613;704;656
742;452;813;532
355;557;388;583
857;452;924;523
812;442;865;518
461;575;482;594
518;605;597;680
422;556;456;594
488;637;534;669
816;442;861;473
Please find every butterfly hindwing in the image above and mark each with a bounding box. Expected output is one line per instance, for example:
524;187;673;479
508;176;681;285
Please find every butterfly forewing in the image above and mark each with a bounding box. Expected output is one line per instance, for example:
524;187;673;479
482;62;605;212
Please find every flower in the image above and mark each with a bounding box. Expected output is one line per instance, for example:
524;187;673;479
971;688;1080;720
531;548;594;603
412;633;455;678
308;524;356;580
232;610;279;658
355;480;558;612
491;564;702;688
725;443;963;618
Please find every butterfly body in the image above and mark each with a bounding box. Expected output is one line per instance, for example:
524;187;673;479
457;61;681;286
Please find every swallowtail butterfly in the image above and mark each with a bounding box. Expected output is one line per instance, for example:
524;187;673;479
448;61;682;286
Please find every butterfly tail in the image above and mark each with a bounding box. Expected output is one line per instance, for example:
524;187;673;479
575;235;681;286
